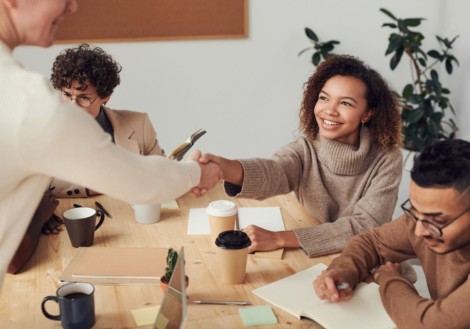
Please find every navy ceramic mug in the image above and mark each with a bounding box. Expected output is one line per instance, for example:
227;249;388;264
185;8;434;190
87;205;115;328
41;282;95;329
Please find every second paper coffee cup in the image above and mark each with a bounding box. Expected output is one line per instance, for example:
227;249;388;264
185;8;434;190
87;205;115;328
215;230;251;284
207;200;238;244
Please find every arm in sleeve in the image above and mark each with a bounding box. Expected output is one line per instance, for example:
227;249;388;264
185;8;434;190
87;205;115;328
20;88;200;205
224;141;306;200
376;271;470;329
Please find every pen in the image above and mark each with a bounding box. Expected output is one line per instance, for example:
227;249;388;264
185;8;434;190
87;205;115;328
95;201;112;218
336;282;350;290
194;300;251;305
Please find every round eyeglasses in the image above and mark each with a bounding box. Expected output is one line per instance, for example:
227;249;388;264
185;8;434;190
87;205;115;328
62;91;99;108
401;199;470;237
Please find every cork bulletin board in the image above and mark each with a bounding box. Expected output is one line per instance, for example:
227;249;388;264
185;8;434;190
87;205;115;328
55;0;248;43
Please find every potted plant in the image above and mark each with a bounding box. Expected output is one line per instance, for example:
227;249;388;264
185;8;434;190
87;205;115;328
299;7;460;153
160;248;188;293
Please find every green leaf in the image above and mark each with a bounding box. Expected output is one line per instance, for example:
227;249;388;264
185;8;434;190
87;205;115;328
447;55;459;66
390;48;404;70
298;47;312;57
380;8;397;20
445;59;453;74
403;18;424;27
405;108;425;123
305;28;318;42
382;23;397;29
402;84;414;98
322;43;335;52
386;34;403;55
427;50;442;60
312;52;321;66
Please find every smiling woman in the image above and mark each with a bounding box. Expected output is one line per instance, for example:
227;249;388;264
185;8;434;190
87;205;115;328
196;55;403;258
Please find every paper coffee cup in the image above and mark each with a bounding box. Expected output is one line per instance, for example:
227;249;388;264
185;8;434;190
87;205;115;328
132;203;161;224
215;230;251;284
207;200;238;244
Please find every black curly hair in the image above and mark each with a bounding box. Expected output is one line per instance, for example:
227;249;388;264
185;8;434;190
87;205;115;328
411;139;470;194
50;43;122;98
299;55;402;149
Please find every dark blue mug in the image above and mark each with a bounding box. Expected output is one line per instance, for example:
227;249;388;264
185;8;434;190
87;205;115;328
41;282;95;329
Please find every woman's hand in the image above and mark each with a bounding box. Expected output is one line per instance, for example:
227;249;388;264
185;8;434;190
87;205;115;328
242;225;300;253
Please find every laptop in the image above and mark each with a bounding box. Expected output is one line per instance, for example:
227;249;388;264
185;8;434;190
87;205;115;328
153;247;188;329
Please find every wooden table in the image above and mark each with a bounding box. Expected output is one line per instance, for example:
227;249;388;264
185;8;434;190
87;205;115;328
0;184;335;328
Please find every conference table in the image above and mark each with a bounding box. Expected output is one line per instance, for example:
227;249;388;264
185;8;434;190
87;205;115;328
0;184;337;328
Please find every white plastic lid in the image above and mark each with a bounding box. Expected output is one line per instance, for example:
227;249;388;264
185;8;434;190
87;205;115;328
207;200;238;216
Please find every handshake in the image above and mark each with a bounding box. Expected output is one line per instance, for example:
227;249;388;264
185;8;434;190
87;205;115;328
187;150;235;197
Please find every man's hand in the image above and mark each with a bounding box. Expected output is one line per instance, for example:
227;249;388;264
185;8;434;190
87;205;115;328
242;225;300;253
373;261;402;282
188;150;223;197
313;269;353;303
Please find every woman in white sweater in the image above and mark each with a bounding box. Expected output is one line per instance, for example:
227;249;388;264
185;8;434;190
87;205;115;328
0;0;221;288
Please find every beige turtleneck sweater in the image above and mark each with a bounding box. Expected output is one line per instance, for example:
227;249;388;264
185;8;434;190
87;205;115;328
224;128;403;257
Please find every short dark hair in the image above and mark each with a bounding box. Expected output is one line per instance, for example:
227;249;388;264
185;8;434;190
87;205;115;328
299;55;401;149
50;43;121;98
411;139;470;194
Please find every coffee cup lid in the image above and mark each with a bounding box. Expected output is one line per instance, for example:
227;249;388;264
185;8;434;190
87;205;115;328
207;200;238;216
215;230;251;249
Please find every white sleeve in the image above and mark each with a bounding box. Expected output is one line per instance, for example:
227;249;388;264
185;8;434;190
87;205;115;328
18;79;200;204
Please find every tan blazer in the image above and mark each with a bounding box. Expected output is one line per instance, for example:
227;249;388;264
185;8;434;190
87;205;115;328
52;107;164;197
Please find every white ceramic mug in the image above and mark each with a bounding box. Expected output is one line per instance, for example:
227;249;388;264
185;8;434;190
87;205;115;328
132;203;161;224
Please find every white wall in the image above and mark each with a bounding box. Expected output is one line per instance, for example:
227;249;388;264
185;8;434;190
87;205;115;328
14;0;470;162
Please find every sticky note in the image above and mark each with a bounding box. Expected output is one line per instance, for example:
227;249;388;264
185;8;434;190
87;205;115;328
239;305;278;327
131;305;159;327
162;199;179;209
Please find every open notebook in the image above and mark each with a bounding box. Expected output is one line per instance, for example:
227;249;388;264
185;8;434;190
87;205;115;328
153;247;188;329
253;263;396;329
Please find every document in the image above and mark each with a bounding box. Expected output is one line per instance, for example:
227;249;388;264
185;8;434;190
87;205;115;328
253;263;396;329
187;207;285;235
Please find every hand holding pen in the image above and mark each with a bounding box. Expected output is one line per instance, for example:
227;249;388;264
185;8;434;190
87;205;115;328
313;268;352;303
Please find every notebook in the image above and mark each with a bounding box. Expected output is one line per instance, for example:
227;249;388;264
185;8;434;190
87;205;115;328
59;247;167;286
253;263;396;329
153;247;188;329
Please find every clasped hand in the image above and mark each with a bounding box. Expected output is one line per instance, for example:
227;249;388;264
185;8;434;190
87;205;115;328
188;150;223;197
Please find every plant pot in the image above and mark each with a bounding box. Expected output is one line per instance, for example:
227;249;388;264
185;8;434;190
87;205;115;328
160;275;189;293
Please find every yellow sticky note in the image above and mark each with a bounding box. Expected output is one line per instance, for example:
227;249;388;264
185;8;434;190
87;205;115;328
162;200;179;209
131;305;159;327
254;249;284;260
155;313;169;329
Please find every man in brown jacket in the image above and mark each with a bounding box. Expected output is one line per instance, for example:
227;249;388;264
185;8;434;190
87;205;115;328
314;139;470;329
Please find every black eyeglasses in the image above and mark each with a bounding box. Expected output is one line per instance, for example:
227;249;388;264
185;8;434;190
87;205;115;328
62;91;99;108
401;199;470;237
